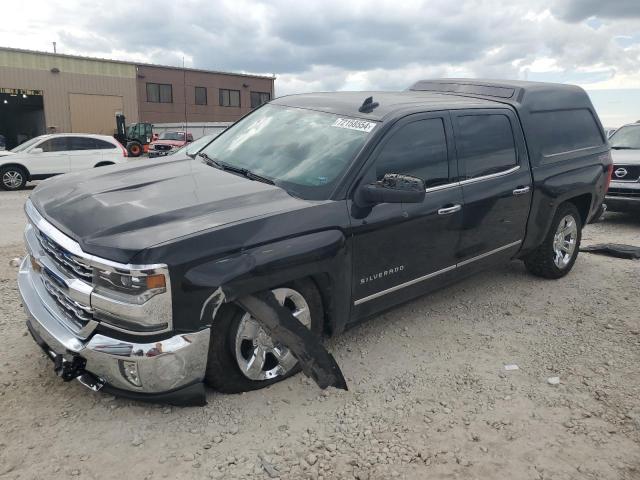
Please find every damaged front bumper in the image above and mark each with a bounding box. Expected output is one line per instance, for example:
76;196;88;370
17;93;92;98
18;256;209;406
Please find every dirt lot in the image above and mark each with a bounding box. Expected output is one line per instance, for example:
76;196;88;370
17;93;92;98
1;188;639;480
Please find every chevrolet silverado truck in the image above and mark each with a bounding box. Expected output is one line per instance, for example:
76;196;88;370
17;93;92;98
19;79;611;406
604;122;640;212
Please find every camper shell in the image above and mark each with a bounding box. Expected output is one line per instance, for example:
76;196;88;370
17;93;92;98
408;78;608;168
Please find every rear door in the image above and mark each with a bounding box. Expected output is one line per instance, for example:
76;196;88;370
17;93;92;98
451;108;532;266
67;136;102;171
93;138;122;163
26;137;70;176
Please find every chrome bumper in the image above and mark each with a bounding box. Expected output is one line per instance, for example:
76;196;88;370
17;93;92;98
18;256;210;395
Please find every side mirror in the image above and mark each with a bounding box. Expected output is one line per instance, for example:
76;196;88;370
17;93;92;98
358;173;425;205
30;148;43;154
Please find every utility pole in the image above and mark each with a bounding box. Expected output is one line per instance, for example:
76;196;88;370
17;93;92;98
183;56;188;135
52;42;57;54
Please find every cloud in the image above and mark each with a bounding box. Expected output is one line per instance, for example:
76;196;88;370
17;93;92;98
0;0;639;99
552;0;640;22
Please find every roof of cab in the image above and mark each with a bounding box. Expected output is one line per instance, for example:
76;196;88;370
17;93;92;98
271;90;504;121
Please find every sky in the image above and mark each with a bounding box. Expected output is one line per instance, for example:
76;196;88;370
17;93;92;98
1;0;639;126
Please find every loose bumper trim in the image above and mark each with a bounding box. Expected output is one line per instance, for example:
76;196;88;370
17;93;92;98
19;256;210;404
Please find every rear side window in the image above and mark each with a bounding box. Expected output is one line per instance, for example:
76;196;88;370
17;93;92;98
94;139;117;149
40;137;69;152
375;118;449;188
455;114;517;179
68;137;98;151
532;109;603;156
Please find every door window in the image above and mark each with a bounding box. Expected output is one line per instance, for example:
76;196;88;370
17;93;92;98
374;118;449;188
94;139;117;150
455;114;517;179
40;137;69;152
68;137;98;151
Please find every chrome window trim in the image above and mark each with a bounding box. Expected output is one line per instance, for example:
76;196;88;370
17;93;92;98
423;166;520;193
424;182;459;194
543;145;602;158
354;240;522;305
458;165;520;186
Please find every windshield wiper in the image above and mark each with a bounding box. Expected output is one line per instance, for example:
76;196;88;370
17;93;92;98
198;152;224;168
198;153;275;185
244;170;275;185
611;146;637;150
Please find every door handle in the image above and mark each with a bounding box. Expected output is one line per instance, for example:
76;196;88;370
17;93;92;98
512;186;531;196
437;204;462;215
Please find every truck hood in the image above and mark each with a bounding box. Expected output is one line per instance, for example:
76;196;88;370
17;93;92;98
30;158;311;263
611;149;640;165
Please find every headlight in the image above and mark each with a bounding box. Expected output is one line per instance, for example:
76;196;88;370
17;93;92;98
93;269;166;304
90;265;173;334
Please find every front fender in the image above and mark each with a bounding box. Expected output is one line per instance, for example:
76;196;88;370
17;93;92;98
184;229;351;333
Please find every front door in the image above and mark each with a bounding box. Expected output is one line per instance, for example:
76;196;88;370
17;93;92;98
27;137;70;177
350;112;463;321
451;109;533;265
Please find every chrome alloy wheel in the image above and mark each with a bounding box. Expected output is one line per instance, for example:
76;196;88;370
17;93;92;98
2;170;23;189
234;288;311;381
552;214;578;269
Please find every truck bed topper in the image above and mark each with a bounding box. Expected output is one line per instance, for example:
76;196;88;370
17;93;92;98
408;78;608;167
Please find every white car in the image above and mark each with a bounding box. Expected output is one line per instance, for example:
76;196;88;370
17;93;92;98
0;133;128;190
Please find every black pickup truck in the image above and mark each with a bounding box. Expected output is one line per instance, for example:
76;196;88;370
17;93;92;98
19;79;611;405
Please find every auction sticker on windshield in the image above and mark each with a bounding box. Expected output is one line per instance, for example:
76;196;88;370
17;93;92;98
332;118;377;133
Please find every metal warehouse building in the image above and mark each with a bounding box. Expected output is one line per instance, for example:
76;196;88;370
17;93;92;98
0;47;275;149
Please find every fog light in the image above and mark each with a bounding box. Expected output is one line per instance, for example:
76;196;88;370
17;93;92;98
119;360;142;387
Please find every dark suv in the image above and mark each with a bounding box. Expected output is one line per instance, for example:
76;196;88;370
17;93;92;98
19;79;611;405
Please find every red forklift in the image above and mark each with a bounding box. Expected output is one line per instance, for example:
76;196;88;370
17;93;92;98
114;113;154;157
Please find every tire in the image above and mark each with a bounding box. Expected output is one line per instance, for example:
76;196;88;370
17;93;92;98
0;165;27;191
204;279;323;393
524;202;582;279
127;142;143;157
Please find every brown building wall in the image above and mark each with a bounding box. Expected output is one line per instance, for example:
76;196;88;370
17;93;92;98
136;65;275;124
0;49;138;134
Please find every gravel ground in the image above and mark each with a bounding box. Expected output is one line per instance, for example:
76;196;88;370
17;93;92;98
1;188;639;480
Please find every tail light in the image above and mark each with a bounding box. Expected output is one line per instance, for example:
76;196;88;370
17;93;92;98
604;154;613;193
119;143;128;158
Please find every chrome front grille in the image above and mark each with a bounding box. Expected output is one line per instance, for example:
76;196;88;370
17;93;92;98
42;275;93;327
37;231;93;281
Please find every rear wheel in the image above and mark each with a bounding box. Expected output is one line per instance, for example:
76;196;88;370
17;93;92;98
524;202;582;279
204;279;323;393
0;166;27;190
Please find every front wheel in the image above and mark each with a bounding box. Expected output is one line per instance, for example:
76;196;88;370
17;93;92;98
204;279;323;393
524;202;582;279
1;166;27;190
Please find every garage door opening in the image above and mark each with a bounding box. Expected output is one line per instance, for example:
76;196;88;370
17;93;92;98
0;91;45;150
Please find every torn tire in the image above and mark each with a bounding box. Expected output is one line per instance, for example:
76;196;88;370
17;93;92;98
236;291;347;391
204;279;326;393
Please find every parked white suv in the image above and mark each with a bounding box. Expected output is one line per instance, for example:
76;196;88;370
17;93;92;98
0;133;128;190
